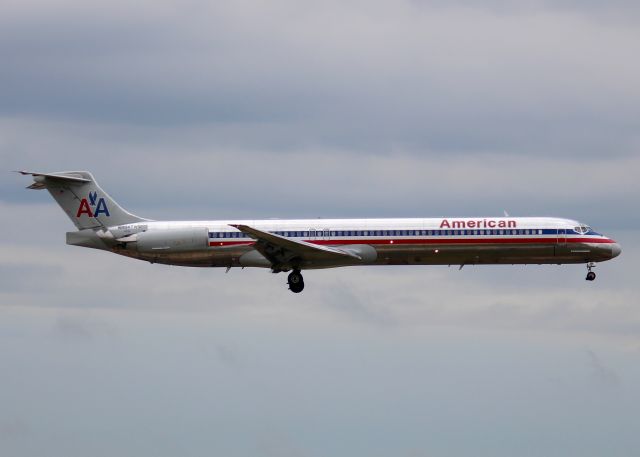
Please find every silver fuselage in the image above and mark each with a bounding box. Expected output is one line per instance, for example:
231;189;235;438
71;216;621;271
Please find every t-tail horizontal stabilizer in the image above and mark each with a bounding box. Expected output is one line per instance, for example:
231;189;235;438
17;170;150;230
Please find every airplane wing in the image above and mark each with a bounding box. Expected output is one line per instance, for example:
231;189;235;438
230;224;361;270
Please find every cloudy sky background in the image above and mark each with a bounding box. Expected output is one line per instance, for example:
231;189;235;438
1;1;639;456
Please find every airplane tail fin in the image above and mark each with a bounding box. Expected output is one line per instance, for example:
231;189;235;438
18;171;149;230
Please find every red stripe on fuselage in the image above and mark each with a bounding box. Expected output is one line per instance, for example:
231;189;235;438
209;237;614;247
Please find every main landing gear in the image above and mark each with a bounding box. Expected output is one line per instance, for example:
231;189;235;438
585;262;596;281
288;270;304;293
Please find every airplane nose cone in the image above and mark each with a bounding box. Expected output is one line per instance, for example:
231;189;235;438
611;243;622;258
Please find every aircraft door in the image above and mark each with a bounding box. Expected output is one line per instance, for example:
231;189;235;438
557;228;567;245
309;228;317;240
555;228;568;257
323;228;330;241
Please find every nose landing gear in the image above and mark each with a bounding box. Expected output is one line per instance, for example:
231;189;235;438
585;262;596;281
288;270;304;293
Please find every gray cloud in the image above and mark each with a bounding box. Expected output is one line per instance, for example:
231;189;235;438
1;2;639;456
2;127;638;231
0;418;30;439
2;0;639;230
585;349;620;388
1;1;639;156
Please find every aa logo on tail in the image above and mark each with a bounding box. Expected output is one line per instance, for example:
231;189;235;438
76;191;110;218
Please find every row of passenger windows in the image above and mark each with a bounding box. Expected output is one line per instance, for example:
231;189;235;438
209;229;548;239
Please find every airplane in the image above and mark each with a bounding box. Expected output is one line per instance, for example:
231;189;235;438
19;170;621;293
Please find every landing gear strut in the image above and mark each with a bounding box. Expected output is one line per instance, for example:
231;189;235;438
585;262;596;281
288;270;304;293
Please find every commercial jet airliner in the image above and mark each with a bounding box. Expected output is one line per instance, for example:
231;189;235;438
19;171;621;293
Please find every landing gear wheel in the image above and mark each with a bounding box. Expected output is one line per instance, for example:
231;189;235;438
586;271;596;281
288;270;304;293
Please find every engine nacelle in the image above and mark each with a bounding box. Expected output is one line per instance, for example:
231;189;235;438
134;227;209;253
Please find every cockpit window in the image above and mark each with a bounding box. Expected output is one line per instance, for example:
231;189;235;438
574;225;591;234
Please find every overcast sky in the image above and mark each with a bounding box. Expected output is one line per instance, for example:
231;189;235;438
1;1;639;456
